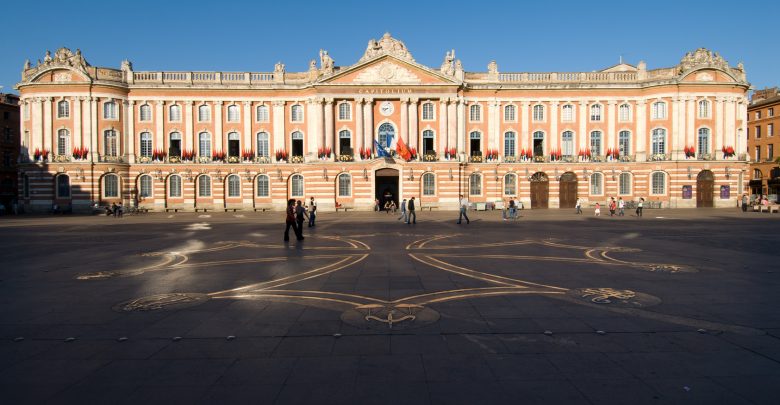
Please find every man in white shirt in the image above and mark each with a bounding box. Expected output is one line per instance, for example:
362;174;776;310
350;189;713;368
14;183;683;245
307;197;317;227
457;194;470;224
618;197;625;216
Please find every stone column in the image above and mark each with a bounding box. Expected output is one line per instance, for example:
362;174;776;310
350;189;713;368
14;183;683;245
578;101;588;151
127;100;135;163
43;97;52;154
324;98;334;154
521;101;530;150
306;98;319;158
214;101;223;153
635;100;646;160
725;97;736;155
272;101;285;155
73;97;82;150
400;98;409;144
447;99;457;152
671;97;682;159
737;98;746;158
155;100;165;151
184;101;193;154
607;100;617;151
439;99;449;152
456;98;465;155
243;101;252;153
686;98;695;151
409;98;419;153
355;98;364;158
550;101;559;152
31;98;43;157
715;96;724;157
364;98;373;151
90;97;98;161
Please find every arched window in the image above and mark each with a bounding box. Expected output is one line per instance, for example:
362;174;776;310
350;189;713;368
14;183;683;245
169;175;182;197
469;104;481;121
422;130;435;155
256;132;269;158
227;174;241;197
291;105;303;122
227;105;240;122
619;131;631;156
169;104;181;122
139;175;152;198
103;101;117;119
227;132;240;157
422;173;435;196
291;174;304;197
256;105;269;122
378;123;394;148
469;131;481;156
504;131;516;157
139;132;152;158
533;131;545;157
57;100;69;118
56;174;70;198
504;105;516;122
104;130;118;156
561;104;574;122
533;104;545;121
469;173;482;196
619;104;631;122
590;131;602;156
590;173;603;195
697;128;710;156
504;173;517;196
140;104;152;121
753;169;762;179
57;129;69;155
291;131;304;157
651;128;666;154
590;104;602;121
198;132;211;158
561;131;574;157
198;175;211;197
256;175;270;197
339;130;351;154
104;174;119;198
338;173;351;197
652;101;666;119
338;102;351;120
198;104;210;122
169;132;182;157
422;103;435;120
651;172;666;195
698;100;710;118
619;172;631;195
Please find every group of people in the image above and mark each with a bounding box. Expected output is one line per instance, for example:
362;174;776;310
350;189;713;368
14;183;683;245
741;193;773;212
396;197;417;224
105;203;123;217
577;197;644;217
284;197;317;242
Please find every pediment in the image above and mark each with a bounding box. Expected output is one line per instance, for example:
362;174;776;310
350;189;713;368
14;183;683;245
30;68;91;84
321;56;459;86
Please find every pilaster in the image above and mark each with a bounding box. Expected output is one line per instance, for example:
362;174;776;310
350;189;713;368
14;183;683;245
550;101;559;151
410;98;419;153
272;101;285;155
520;101;530;150
243;101;252;153
578;101;587;150
439;99;448;152
447;99;457;151
155;100;165;151
31;98;43;157
607;100;617;151
90;97;98;161
364;98;374;151
635;100;646;160
214;101;223;153
715;96;724;157
43;97;52;154
355;98;364;158
125;100;135;162
73;97;82;150
686;97;695;151
400;98;409;144
456;98;465;155
324;98;334;154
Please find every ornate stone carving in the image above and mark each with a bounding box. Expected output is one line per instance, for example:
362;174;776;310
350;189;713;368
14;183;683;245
274;61;285;74
359;32;414;62
319;49;334;75
25;47;90;80
121;59;133;72
440;49;456;76
679;48;729;72
353;61;421;84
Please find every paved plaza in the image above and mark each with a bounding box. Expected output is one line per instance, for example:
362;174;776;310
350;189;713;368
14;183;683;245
1;208;779;404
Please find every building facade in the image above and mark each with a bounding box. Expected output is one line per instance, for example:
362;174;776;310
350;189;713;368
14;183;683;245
747;87;780;198
15;34;750;213
1;93;20;212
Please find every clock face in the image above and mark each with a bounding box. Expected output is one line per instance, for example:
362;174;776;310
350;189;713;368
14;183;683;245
380;101;394;116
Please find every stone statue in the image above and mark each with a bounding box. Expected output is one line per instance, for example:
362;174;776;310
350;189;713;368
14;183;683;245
359;33;414;62
319;49;334;73
488;60;498;75
440;49;455;76
309;59;317;71
23;59;30;70
43;50;52;64
274;61;285;74
121;59;133;72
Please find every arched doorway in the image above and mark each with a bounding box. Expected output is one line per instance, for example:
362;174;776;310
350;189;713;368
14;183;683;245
696;170;714;207
559;172;578;208
375;168;399;210
530;172;549;209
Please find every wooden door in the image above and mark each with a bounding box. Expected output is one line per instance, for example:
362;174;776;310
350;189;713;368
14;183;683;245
530;172;549;209
558;172;578;209
696;170;714;207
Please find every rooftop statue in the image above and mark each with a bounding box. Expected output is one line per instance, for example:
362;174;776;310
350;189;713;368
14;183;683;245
359;33;414;63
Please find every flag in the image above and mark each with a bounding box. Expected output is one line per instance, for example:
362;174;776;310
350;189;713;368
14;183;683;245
374;140;389;157
395;136;412;161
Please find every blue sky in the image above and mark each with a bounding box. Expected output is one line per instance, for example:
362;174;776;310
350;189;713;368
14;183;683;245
2;0;776;94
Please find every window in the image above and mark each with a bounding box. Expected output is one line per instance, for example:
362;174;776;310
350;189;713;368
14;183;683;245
590;131;602;156
57;100;69;118
651;128;666;154
338;173;351;197
291;131;304;157
23;103;30;120
139;175;152;198
754;168;762;179
103;101;117;119
561;131;574;157
140;132;152;158
651;172;666;194
769;123;774;137
561;104;574;122
469;173;482;195
199;132;212;158
533;104;544;121
619;172;631;195
504;173;517;196
768;144;774;160
755;111;761;120
291;105;303;122
169;175;182;197
755;126;761;138
56;175;70;198
256;175;270;197
697;128;710;156
469;104;481;121
590;173;603;195
339;130;351;154
504;131;516;157
338;102;351;120
291;174;304;197
469;131;481;155
422;102;434;120
532;131;544;156
422;130;434;155
422;173;435;196
698;100;710;118
227;132;240;157
504;105;516;122
198;104;210;122
57;129;69;155
590;104;602;121
256;105;269;122
169;132;182;157
198;175;211;197
652;101;666;119
227;105;240;122
618;131;631;156
618;104;631;122
769;108;774;117
169;104;181;122
227;175;240;197
104;174;119;198
378;123;394;149
256;132;269;158
104;130;118;156
140;104;152;121
755;146;761;162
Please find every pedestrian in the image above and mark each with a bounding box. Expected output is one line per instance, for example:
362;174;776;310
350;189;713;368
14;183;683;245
741;194;748;212
594;202;601;216
636;197;644;217
407;196;416;224
117;203;124;217
575;197;582;215
609;198;616;217
390;200;397;213
457;194;470;224
618;197;625;216
398;198;408;222
111;203;118;217
295;200;308;237
509;199;517;220
284;199;301;242
374;198;380;212
384;200;392;213
308;197;317;227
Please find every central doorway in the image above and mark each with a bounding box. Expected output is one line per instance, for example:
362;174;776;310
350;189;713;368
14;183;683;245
375;168;399;210
559;172;578;208
696;170;714;207
530;172;549;209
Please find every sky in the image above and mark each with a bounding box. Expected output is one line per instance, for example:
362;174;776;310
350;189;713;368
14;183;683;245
1;0;777;94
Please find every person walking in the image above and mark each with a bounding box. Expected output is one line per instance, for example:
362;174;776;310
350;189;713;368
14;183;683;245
741;194;748;212
575;197;582;215
398;198;408;222
457;194;470;224
295;200;308;237
594;202;601;216
308;197;317;227
618;197;625;216
284;199;302;242
636;197;644;217
609;197;616;217
509;199;517;220
407;196;416;224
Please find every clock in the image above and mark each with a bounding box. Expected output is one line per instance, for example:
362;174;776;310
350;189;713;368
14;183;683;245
380;101;394;116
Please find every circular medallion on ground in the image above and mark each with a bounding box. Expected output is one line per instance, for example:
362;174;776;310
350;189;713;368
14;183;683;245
569;288;661;308
113;293;210;312
341;304;440;330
